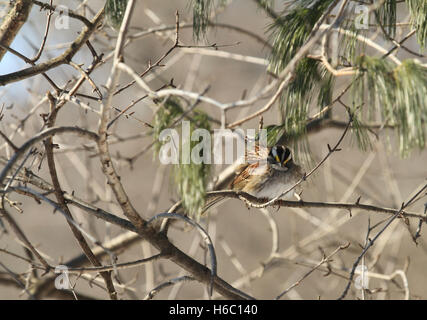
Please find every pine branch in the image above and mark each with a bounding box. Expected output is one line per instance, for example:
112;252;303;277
353;57;427;156
406;0;427;48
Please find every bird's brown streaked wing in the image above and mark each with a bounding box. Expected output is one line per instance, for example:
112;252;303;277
231;164;249;190
230;161;262;190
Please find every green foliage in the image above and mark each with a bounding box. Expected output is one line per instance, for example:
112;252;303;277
394;60;427;155
280;58;320;134
262;124;286;148
339;25;362;66
173;112;211;220
153;97;211;219
350;110;373;152
254;0;276;17
189;0;228;40
376;0;397;38
153;97;184;157
278;58;334;159
105;0;128;30
406;0;427;49
353;57;427;156
255;0;275;8
190;0;213;41
268;0;334;74
318;60;335;102
336;10;369;67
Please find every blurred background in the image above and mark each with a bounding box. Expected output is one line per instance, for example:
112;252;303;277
0;0;426;299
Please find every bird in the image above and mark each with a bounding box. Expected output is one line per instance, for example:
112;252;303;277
202;144;304;214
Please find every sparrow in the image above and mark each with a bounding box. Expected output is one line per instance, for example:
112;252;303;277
202;145;304;213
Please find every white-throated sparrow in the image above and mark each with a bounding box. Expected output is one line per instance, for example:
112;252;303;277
203;145;304;213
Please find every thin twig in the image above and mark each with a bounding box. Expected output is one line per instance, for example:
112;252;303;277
337;183;427;299
275;242;350;299
146;212;218;299
144;275;195;300
30;0;54;62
